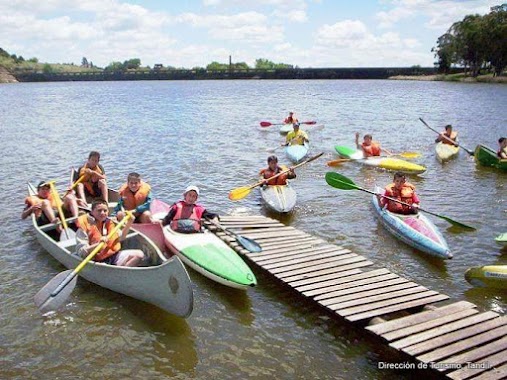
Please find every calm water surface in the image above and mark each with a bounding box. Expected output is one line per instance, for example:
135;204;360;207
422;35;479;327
1;80;506;379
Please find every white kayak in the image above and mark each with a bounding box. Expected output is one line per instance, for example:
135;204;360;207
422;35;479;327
260;184;297;213
286;142;309;163
435;142;459;163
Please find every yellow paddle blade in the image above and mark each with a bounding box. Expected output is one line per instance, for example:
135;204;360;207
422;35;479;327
228;186;253;201
398;152;421;159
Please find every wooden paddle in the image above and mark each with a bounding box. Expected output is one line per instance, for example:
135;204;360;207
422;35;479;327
34;211;133;314
260;121;316;127
47;181;76;241
229;152;324;201
419;117;474;156
325;172;475;230
327;152;421;167
205;217;262;253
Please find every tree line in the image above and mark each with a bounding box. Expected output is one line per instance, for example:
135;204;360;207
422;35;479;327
432;4;507;76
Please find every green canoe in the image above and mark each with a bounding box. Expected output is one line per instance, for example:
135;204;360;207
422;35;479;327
475;144;507;171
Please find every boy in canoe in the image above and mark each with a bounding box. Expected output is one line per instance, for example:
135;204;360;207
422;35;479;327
284;123;309;146
22;181;79;228
161;185;219;233
75;199;144;266
378;172;420;215
114;172;153;223
435;125;458;146
355;132;390;157
259;155;296;186
284;111;298;124
76;151;109;206
498;137;507;159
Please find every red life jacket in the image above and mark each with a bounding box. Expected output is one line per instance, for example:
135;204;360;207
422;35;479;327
76;214;120;261
170;201;205;233
79;164;104;195
118;182;151;211
384;183;416;214
362;142;381;156
259;165;288;186
24;194;56;218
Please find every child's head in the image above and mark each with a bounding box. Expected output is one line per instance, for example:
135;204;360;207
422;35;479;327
499;137;506;147
183;185;199;204
87;151;101;167
445;125;452;132
37;181;51;198
267;155;278;170
127;172;142;192
91;199;109;220
363;134;373;144
393;172;406;188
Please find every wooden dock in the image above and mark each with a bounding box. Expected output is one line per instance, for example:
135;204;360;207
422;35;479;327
206;215;507;380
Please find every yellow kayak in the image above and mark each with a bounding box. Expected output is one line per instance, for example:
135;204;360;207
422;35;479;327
464;265;507;289
435;142;459;163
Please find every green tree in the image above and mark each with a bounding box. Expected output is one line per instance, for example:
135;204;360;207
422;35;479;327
254;58;293;70
484;4;507;75
42;64;53;73
104;61;124;72
123;58;141;70
206;61;228;70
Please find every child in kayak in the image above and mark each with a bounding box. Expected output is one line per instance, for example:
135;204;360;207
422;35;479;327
284;111;298;124
284;123;309;146
259;155;296;186
435;125;458;146
378;172;420;215
498;137;507;159
355;132;391;157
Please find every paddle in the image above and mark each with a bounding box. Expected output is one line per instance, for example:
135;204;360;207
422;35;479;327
229;152;324;201
260;121;316;127
34;211;133;314
327;152;421;167
419;117;474;156
205;217;262;253
325;172;476;230
47;181;76;241
63;174;85;197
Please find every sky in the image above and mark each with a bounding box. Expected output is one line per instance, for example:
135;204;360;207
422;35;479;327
0;0;500;68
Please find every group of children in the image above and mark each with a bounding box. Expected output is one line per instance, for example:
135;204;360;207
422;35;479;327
22;151;217;267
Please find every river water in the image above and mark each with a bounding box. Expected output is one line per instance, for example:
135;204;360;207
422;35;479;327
0;79;505;379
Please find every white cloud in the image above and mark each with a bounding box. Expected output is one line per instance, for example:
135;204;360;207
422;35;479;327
315;20;370;48
376;7;414;28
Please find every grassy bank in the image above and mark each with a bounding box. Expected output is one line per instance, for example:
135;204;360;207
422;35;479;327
389;73;507;83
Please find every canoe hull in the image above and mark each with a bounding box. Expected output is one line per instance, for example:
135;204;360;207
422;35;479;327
29;184;194;317
465;265;507;289
260;184;297;213
334;146;426;174
475;144;507;171
495;233;507;247
372;188;451;259
435;142;459;163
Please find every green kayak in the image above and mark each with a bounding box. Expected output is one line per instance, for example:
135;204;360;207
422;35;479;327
475;144;507;171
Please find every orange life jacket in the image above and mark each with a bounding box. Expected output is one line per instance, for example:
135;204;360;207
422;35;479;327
385;183;416;213
170;201;205;233
24;194;56;218
362;142;381;156
76;214;120;261
441;131;457;145
118;182;151;211
79;164;104;195
284;116;298;124
259;165;289;186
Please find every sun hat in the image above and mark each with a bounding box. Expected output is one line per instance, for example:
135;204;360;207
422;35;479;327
184;185;200;196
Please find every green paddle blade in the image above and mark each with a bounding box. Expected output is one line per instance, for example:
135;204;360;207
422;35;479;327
325;172;359;190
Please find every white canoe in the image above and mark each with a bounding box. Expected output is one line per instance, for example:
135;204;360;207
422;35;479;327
435;142;459;163
28;183;194;317
260;184;297;213
286;142;309;163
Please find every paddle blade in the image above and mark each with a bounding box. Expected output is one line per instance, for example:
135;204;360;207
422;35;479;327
60;228;76;242
438;215;476;231
34;270;78;314
302;121;317;125
327;159;347;167
236;235;262;253
229;187;252;201
398;152;421;159
325;172;359;190
260;122;272;127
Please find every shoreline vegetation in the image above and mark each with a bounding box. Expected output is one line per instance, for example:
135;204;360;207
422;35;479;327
388;73;507;83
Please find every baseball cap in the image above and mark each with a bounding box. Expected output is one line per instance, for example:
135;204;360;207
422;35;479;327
37;181;50;189
184;185;200;196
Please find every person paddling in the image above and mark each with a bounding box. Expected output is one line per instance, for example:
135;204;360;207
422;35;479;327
355;132;391;157
284;123;309;146
284;111;298;124
114;172;153;223
377;172;420;215
76;151;109;206
259;155;296;186
498;137;507;159
435;124;458;146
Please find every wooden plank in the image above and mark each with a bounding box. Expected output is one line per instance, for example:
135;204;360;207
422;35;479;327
258;237;325;249
282;261;374;283
402;314;505;356
447;350;507;380
393;311;501;351
249;243;321;259
345;294;449;322
435;334;507;372
238;230;308;240
383;308;480;342
253;245;345;263
259;249;354;267
316;279;414;304
417;326;507;363
236;226;298;235
254;241;320;254
297;269;393;293
268;255;361;275
471;362;507;380
311;276;405;300
275;256;370;278
289;268;365;288
366;301;477;335
325;285;427;310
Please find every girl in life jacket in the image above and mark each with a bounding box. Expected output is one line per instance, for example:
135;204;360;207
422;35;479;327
379;172;420;215
259;155;296;186
161;185;219;233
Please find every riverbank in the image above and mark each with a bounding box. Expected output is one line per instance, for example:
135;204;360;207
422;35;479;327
389;73;507;83
0;66;17;83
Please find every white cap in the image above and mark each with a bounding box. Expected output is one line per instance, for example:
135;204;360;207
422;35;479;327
184;185;200;196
